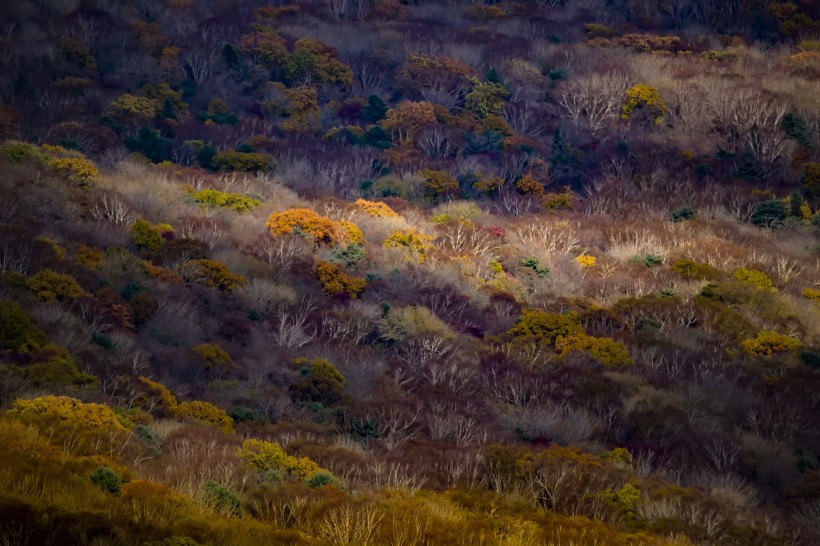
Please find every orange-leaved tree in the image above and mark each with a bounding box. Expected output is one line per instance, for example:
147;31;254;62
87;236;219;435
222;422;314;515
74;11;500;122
315;260;366;298
266;208;341;246
354;198;398;217
266;208;364;247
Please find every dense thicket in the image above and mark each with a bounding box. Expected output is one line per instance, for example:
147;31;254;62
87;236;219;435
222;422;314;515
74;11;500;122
1;1;819;545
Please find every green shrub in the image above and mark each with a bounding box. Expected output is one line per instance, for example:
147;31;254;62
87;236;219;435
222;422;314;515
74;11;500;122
331;243;365;269
174;400;234;431
1;141;45;163
671;259;720;280
781;113;812;147
632;254;663;267
732;267;775;291
584;23;618;38
0;300;46;350
520;256;550;278
197;99;239;125
201;479;241;516
47;157;99;184
290;358;349;407
211;151;272;172
306;471;338;488
751;200;786;228
507;309;584;346
229;405;265;423
555;334;634;367
27;269;87;303
464;77;510;120
191;188;262;211
90;466;123;495
236;438;329;482
131;219;172;251
26;345;96;386
671;206;695;222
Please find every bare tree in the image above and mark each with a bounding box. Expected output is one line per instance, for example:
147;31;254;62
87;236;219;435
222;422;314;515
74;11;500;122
351;60;385;98
557;72;629;135
503;101;546;138
266;297;317;349
327;0;349;20
706;86;790;170
179;45;222;84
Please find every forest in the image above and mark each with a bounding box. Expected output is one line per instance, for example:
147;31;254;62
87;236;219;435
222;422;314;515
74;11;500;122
0;0;819;544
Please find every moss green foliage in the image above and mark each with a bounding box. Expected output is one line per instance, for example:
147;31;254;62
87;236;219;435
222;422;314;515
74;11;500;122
378;305;456;341
421;169;460;201
236;438;329;482
555;334;634;367
190;188;261;211
174;401;234;431
507;309;585;346
47;157;99;183
1;141;98;184
131;219;173;251
383;229;433;263
290;357;349;407
105;93;158;120
464;77;509;120
1;141;45;163
288;38;352;85
27;269;86;303
24;344;97;386
584;23;618;38
211;151;272;172
613;484;640;518
90;466;124;495
0;300;46;350
732;267;775;291
671;259;720;280
201;480;241;516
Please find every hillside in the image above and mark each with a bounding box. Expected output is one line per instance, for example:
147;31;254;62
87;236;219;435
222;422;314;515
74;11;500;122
0;1;819;545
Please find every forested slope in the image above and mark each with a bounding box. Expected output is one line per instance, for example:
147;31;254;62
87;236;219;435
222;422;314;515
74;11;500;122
1;1;819;545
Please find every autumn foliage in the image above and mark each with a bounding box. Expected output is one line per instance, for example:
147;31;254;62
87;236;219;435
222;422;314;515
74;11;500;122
0;1;819;544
